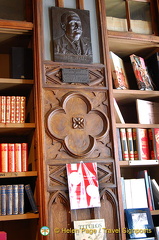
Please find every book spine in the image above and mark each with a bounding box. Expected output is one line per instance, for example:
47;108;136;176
25;184;38;213
132;128;138;160
6;185;12;215
126;128;134;160
137;128;150;160
0;143;8;172
20;96;26;123
6;96;11;123
8;143;15;172
15;96;21;123
148;128;156;159
10;96;16;123
0;232;7;240
119;128;129;161
1;96;6;123
21;143;28;172
1;185;6;216
15;143;22;172
18;184;24;214
12;185;18;215
154;128;159;160
0;186;2;215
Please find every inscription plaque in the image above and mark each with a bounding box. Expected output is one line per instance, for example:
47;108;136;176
62;69;89;83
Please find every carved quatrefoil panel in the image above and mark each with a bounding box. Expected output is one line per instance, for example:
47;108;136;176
46;92;109;158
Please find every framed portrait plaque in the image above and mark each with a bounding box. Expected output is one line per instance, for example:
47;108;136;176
52;7;93;64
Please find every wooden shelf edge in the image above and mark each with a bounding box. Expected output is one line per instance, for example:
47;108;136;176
0;212;39;221
0;78;34;84
119;160;159;167
116;123;159;128
0;171;37;178
151;210;159;215
0;123;35;128
113;89;159;95
0;19;33;32
107;30;159;43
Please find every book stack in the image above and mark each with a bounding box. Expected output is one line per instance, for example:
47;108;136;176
117;128;159;161
0;184;24;215
0;184;38;216
121;170;159;211
0;96;26;123
0;143;28;172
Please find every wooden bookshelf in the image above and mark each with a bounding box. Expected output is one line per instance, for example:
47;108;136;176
0;213;39;221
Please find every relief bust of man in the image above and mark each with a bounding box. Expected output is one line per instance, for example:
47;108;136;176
52;8;93;63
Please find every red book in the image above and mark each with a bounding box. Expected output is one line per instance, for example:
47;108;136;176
14;143;22;172
1;96;6;123
21;143;28;172
0;231;7;240
137;128;150;160
0;143;8;172
10;96;16;123
126;128;134;160
154;128;159;160
6;96;11;123
20;96;26;123
8;143;15;172
15;96;21;123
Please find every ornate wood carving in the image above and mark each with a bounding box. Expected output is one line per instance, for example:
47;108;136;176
44;62;106;87
45;90;111;159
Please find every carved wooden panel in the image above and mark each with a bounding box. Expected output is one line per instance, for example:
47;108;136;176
47;162;120;240
44;89;112;160
44;62;106;88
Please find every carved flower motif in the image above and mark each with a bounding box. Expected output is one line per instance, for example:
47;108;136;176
46;92;109;158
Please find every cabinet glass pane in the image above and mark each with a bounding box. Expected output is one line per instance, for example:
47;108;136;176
105;0;128;32
0;0;25;21
129;2;152;34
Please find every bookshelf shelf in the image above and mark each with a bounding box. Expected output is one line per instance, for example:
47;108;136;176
151;210;159;216
0;171;37;178
0;19;33;33
119;160;159;167
0;123;35;136
0;213;39;221
116;123;159;128
113;89;159;104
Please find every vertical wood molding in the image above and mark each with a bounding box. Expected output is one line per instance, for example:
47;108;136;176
76;0;85;9
55;0;64;7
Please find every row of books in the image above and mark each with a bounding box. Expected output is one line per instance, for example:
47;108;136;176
0;96;26;123
121;170;159;211
0;184;38;216
0;143;28;172
117;128;159;161
110;51;158;91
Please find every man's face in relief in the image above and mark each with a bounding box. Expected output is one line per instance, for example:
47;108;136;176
65;14;82;41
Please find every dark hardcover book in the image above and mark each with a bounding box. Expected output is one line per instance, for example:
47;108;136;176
11;47;33;79
12;185;18;215
25;184;38;213
18;184;24;214
125;208;155;239
146;52;159;90
6;185;12;215
116;128;123;161
1;185;6;216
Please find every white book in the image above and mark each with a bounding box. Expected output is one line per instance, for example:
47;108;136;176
124;178;148;209
124;179;133;208
130;178;148;208
136;99;159;124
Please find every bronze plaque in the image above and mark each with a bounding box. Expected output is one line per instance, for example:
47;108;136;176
52;7;93;64
62;69;89;83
